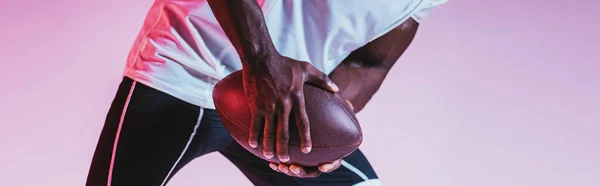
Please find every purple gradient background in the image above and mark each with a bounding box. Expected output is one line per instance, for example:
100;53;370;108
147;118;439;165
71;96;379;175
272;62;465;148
1;0;598;186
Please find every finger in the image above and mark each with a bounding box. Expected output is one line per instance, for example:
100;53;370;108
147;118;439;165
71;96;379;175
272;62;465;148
278;164;290;174
302;62;339;93
276;99;292;162
318;159;342;173
293;93;312;154
269;163;280;172
248;111;263;148
289;164;302;175
289;164;322;178
318;163;334;173
345;100;355;111
263;108;276;159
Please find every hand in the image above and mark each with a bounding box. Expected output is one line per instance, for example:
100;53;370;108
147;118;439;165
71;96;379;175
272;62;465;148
268;100;354;178
269;158;342;178
242;54;339;162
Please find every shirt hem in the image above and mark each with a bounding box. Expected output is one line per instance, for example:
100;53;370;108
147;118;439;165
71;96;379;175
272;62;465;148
124;71;216;109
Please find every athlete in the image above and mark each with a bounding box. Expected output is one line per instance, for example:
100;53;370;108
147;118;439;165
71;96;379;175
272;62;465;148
85;0;446;185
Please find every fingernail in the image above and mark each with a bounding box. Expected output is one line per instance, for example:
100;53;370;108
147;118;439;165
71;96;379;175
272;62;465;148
279;156;290;162
322;164;333;172
290;167;300;175
302;147;312;154
269;163;278;171
264;152;274;159
279;168;290;174
328;81;339;92
279;164;290;173
249;141;258;148
345;100;354;110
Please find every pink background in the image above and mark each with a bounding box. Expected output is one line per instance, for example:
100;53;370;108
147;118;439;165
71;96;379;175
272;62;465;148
1;0;598;185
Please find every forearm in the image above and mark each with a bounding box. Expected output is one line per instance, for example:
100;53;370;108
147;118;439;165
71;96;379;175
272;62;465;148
329;18;419;113
207;0;278;69
329;63;390;113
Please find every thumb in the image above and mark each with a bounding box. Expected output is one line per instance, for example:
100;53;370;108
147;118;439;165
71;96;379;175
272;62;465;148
345;100;354;111
304;63;339;93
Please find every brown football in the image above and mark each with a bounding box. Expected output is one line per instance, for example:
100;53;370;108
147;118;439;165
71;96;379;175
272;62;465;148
213;70;362;167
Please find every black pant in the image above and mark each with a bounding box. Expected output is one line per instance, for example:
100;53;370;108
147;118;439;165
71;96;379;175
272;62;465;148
86;77;380;186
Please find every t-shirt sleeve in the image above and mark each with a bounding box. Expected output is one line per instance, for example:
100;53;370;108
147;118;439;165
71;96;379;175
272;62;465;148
411;0;449;23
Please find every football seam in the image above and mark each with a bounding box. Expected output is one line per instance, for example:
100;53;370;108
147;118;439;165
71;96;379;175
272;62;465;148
321;90;364;145
325;91;362;134
214;103;362;148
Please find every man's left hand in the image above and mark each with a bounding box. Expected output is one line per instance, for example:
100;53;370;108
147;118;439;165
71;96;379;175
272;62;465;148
269;159;342;178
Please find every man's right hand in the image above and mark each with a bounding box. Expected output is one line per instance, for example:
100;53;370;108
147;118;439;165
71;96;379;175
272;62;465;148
206;0;338;162
242;54;339;163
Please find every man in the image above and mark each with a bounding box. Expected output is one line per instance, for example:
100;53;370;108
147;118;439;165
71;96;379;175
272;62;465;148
86;0;446;185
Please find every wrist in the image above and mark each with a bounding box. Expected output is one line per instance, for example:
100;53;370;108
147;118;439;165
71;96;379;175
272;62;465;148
241;46;280;70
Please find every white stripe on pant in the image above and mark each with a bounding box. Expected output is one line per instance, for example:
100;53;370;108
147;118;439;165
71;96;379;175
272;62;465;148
342;160;383;186
107;82;136;186
105;81;204;186
160;109;204;186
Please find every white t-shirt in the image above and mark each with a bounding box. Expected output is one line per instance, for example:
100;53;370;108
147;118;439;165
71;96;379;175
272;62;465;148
123;0;447;109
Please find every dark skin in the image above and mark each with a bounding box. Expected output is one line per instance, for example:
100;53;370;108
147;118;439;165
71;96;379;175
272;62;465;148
207;0;419;178
270;18;420;178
